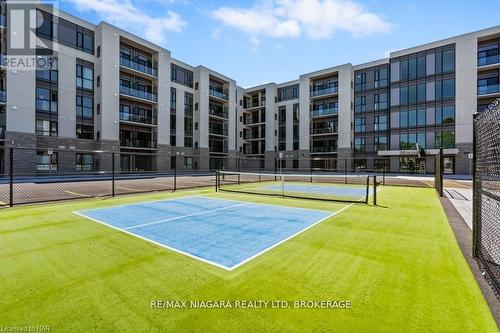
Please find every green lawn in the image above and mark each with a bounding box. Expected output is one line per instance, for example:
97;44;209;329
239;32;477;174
0;186;497;332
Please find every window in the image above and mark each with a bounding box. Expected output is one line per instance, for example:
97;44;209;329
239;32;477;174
76;96;93;118
36;88;58;112
292;86;299;98
374;115;387;131
435;105;455;124
400;59;408;81
408;109;417;127
76;154;94;171
417;132;426;148
170;88;176;110
417;108;426;126
408;85;417;104
36;68;58;82
36;120;57;136
436;49;455;73
417;83;426;102
408;58;417;80
374;68;388;88
374;136;387;151
354;96;366;112
435;129;455;148
478;43;499;66
184;157;193;169
436;79;455;99
36;151;58;171
76;64;93;90
417;55;426;78
400;86;408;105
374;93;388;110
478;76;499;95
354;137;366;152
400;110;408;128
76;124;93;139
354;117;366;133
354;73;366;92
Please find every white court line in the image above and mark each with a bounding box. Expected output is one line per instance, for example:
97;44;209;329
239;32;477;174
123;202;249;230
73;197;354;271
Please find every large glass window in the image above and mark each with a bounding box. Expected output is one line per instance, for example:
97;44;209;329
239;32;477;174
435;129;455;148
436;79;455;99
354;137;366;152
400;86;408;105
442;49;455;73
400;110;408;128
374;92;388;110
375;115;388;131
417;83;426;102
408;85;417;104
354;117;366;133
76;124;93;140
354;73;366;92
478;43;499;66
374;136;387;151
76;64;94;90
36;88;57;112
435;105;455;124
36;120;57;136
408;58;417;80
76;154;94;171
417;108;426;126
354;96;366;112
417;55;426;78
400;59;408;81
375;68;388;88
36;151;58;171
478;76;499;95
76;96;93;119
408;109;417;127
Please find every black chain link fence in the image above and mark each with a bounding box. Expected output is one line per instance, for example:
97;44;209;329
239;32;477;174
0;147;439;208
473;98;500;297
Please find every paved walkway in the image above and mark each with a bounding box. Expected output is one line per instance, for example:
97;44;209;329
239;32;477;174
444;187;473;229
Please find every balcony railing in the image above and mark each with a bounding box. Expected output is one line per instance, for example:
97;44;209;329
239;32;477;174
478;84;500;95
119;111;156;125
310;108;338;117
246;100;265;108
478;55;500;67
120;139;157;149
310;86;338;97
209;127;228;136
311;127;337;135
0;90;5;103
0;125;5;140
0;14;5;28
120;85;157;102
209;87;228;100
209;146;228;153
209;105;228;119
120;57;157;77
244;133;263;140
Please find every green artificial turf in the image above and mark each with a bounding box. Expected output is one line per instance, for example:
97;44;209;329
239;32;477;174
0;186;497;332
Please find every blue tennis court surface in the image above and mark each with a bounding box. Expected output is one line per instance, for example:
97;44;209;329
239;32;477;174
75;196;337;270
259;184;373;197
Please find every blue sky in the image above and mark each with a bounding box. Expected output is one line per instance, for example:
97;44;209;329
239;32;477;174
59;0;500;88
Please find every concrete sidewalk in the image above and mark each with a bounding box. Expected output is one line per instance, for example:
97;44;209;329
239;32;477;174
444;188;473;229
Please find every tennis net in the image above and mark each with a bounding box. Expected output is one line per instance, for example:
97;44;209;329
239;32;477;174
216;171;375;204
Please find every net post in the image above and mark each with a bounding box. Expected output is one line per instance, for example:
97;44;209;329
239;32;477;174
111;152;115;197
281;173;285;198
9;147;13;207
373;175;377;206
259;168;262;182
274;158;277;181
310;166;313;183
344;159;348;184
383;165;386;185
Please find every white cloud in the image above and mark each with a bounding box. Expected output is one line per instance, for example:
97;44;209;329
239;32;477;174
69;0;186;45
212;0;392;43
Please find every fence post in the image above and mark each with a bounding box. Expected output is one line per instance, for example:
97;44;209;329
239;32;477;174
472;114;479;258
438;148;444;197
274;158;277;181
215;170;218;192
365;176;369;204
111;152;115;197
9;148;13;207
344;159;348;184
373;176;377;206
383;165;386;186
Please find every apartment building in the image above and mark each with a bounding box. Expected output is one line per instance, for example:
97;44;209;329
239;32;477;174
1;2;499;174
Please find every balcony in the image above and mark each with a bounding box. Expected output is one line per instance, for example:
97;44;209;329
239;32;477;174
478;84;500;96
209;104;228;119
310;107;338;117
0;90;5;103
120;139;157;149
311;126;337;135
0;125;4;139
209;87;228;100
310;86;338;97
120;85;157;102
246;100;265;109
120;57;157;77
209;126;228;136
244;132;264;140
478;55;500;67
119;111;156;125
0;14;5;28
209;145;228;153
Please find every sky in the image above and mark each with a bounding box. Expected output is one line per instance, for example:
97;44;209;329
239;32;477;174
58;0;500;88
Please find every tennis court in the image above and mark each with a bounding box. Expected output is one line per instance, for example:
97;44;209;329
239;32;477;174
75;196;346;270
